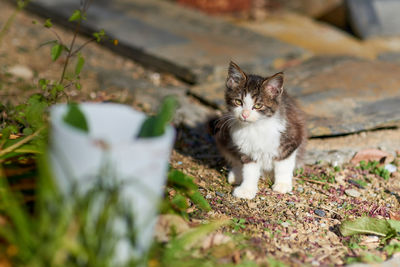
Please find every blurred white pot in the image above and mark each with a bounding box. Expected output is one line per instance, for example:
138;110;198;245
49;103;175;263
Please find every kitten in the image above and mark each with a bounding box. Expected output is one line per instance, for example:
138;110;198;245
212;61;307;199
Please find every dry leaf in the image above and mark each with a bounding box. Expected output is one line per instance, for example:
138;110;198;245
232;250;241;264
351;149;394;165
201;233;231;250
154;214;190;242
390;211;400;221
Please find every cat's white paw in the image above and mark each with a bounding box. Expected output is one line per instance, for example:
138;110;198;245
233;185;257;199
272;183;292;194
228;170;236;184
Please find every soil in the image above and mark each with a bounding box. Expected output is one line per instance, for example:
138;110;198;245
1;2;400;266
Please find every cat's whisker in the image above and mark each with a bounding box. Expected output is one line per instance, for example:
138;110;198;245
219;117;236;133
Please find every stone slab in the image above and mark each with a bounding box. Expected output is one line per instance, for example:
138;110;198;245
346;0;400;39
91;66;214;128
26;0;304;84
190;56;400;137
236;12;375;59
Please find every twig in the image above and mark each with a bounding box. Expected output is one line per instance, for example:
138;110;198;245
59;22;81;85
295;177;335;187
71;37;96;57
0;127;44;158
0;1;31;47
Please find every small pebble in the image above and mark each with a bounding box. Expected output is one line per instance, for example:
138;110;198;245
311;260;319;266
248;202;257;209
260;197;266;200
345;189;361;198
348;179;364;189
281;222;290;228
296;186;304;193
385;163;397;173
216;191;225;197
206;194;212;199
9;65;34;79
314;209;326;217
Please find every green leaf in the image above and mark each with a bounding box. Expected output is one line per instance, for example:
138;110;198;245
54;83;64;92
187;191;211;212
267;257;289;267
51;43;63;61
75;82;82;90
137;96;178;138
38;79;49;90
388;220;400;232
69;10;83;22
171;194;188;211
359;252;383;263
75;54;85;75
340;217;396;237
63;103;89;133
44;18;53;28
25;94;47;130
168;169;197;190
164;220;228;261
93;29;105;42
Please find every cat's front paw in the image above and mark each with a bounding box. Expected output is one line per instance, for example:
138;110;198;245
272;183;292;194
228;170;236;184
233;185;257;199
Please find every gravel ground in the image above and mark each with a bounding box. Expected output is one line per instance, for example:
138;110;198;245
2;2;400;266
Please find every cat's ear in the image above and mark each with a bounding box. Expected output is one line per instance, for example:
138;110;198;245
226;61;247;90
262;72;284;98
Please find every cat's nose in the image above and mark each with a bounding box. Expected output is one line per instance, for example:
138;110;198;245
241;110;250;119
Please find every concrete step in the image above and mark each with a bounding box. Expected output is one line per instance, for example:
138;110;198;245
27;0;305;84
191;56;400;137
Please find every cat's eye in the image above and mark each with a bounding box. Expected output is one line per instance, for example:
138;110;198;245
253;103;263;110
234;99;243;106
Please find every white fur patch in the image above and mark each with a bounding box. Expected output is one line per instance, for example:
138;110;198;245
232;162;260;199
273;149;297;193
232;94;262;122
230;112;286;171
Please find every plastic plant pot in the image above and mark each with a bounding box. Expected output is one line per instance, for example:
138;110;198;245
49;103;175;264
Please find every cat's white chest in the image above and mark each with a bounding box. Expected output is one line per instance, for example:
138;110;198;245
230;116;285;170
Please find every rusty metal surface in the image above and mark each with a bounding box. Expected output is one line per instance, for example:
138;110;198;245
191;56;400;137
27;0;304;84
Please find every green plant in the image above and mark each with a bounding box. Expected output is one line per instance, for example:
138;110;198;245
340;216;400;241
164;169;211;218
266;257;289;267
37;3;108;104
0;0;31;47
0;155;140;266
137;96;178;138
231;218;246;231
383;239;400;257
0;1;109;161
359;160;390;180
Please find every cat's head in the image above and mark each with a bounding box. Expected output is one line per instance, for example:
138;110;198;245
225;61;284;123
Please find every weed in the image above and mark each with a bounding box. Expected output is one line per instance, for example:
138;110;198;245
359;160;390;180
232;218;246;231
163;169;211;219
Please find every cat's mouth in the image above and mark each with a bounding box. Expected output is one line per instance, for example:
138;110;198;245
238;117;253;123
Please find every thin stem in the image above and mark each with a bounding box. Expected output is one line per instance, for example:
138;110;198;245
59;22;81;86
46;27;64;45
71;37;95;57
0;126;44;158
0;1;31;47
